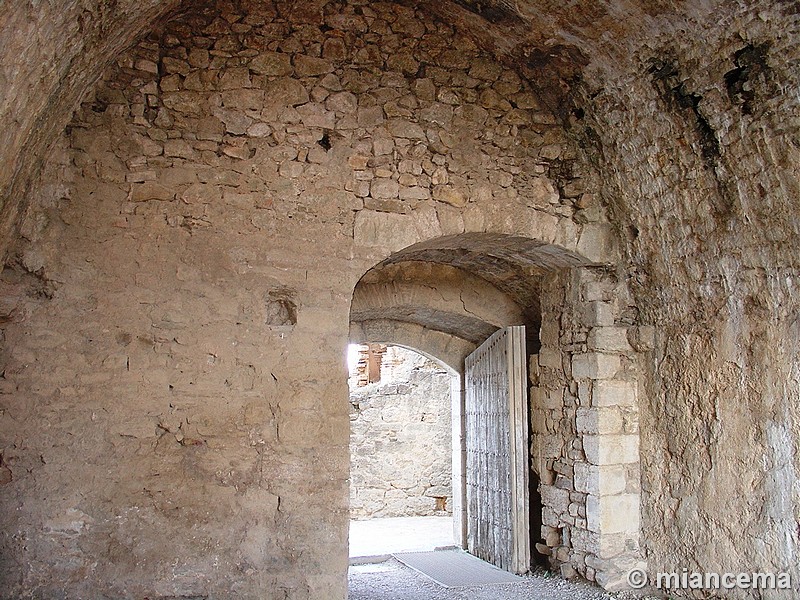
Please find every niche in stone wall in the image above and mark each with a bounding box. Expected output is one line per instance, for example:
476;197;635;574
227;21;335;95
265;288;297;326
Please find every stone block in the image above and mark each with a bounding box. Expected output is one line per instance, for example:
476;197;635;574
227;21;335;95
364;198;405;214
180;183;221;205
278;160;304;178
423;485;449;497
587;327;632;353
535;542;552;556
358;106;385;127
540;484;570;514
582;281;606;302
196;116;225;141
573;462;627;496
387;119;426;140
247;122;272;138
294;54;334;77
586;494;640;534
264;78;309;107
213;108;253;135
163;139;196;159
545;529;561;547
529;355;540;384
419;103;454;126
582;301;614;327
595;559;648;591
353;210;418;251
539;144;562;160
572;353;620;380
219;67;251;89
297;103;336;129
543;389;563;410
529;386;544;409
555;475;573;490
436;204;464;235
577;223;618;264
398;174;418;188
370;179;399;200
628;325;656;351
538;348;561;369
432;185;466;207
126;170;156;183
595;533;641;560
570;528;600;554
222;89;264;112
527;176;560;205
135;59;158;74
576;407;623;435
399;186;430;201
188;48;209;69
129;182;174;202
410;205;442;241
577;382;591;406
592;380;636;407
326;91;357;114
322;37;347;61
512;91;540;109
162;91;209;116
249;51;293;76
133;133;163;157
541;507;560;527
583;434;639;465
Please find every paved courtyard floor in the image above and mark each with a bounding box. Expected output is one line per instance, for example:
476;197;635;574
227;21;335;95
349;516;454;560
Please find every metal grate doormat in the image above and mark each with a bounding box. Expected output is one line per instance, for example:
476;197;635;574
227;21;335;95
392;549;523;588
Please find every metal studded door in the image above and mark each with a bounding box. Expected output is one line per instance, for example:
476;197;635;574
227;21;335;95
464;326;530;574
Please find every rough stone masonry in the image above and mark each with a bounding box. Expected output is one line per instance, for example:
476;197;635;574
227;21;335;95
0;0;798;599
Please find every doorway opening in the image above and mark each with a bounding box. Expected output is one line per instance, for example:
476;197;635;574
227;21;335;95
347;233;586;574
347;233;645;589
348;344;457;559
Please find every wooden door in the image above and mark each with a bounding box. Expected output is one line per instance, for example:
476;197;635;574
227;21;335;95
464;326;530;574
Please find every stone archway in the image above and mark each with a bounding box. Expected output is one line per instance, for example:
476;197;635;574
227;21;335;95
349;232;645;587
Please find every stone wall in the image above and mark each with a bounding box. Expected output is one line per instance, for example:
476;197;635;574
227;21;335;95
349;346;453;519
531;267;646;589
574;4;800;595
3;0;795;597
0;1;606;597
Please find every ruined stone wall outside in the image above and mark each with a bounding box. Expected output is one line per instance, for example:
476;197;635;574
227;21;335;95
350;347;452;519
0;1;595;597
577;3;800;596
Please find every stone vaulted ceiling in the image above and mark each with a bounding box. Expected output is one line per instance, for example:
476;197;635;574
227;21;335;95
0;0;742;259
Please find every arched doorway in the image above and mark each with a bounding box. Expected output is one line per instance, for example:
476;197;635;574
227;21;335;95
348;232;601;575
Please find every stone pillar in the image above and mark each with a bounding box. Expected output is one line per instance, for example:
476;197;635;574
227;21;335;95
533;267;646;589
573;360;645;588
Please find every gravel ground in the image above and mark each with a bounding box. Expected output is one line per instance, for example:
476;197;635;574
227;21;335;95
349;559;663;600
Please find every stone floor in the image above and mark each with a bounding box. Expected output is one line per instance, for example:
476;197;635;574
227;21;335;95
348;558;657;600
348;517;660;600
